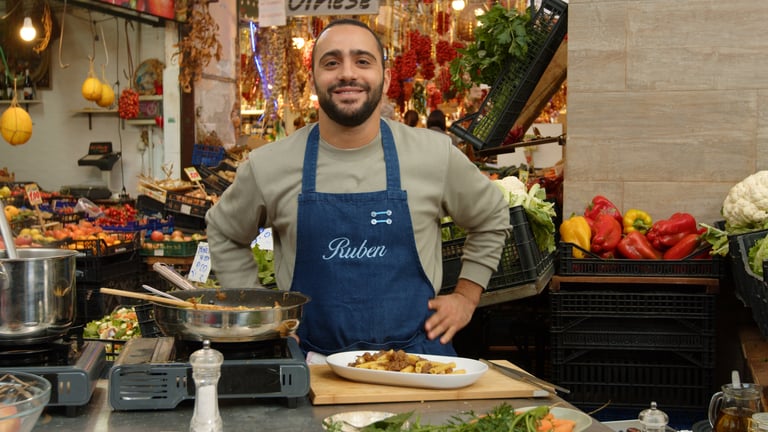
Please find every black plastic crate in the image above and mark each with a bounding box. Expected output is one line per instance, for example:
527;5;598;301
75;276;140;327
729;230;768;337
551;318;715;353
449;0;568;150
62;231;141;257
75;250;142;283
165;192;211;219
196;165;232;195
552;349;715;410
133;303;163;338
550;290;715;329
557;242;722;278
441;205;553;292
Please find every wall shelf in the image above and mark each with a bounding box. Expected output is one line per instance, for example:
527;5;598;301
1;99;41;111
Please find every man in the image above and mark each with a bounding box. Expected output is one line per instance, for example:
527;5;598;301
205;19;510;356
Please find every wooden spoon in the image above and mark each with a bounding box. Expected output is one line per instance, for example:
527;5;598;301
99;287;224;310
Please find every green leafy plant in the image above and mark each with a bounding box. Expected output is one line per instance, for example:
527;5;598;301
449;5;532;93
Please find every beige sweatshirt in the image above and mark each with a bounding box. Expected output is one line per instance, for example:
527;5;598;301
205;118;510;294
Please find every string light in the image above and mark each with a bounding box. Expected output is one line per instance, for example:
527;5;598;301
451;0;465;11
20;17;36;41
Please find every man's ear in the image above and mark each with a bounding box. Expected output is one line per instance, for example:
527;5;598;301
383;68;391;95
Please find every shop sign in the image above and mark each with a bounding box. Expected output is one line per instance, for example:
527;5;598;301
286;0;380;16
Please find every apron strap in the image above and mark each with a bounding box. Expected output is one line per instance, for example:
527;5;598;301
301;120;400;193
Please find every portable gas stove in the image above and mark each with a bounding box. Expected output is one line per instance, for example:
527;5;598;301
0;332;107;416
108;336;310;410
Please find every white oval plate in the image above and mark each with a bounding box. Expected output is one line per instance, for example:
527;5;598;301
517;406;593;432
325;351;488;389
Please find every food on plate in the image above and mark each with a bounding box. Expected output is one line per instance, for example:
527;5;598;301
347;349;465;375
322;404;583;432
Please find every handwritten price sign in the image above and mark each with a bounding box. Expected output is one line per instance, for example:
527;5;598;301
188;242;212;283
184;167;202;183
24;183;42;206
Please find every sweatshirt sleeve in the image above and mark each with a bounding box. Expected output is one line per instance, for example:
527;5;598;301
442;146;511;289
205;158;266;289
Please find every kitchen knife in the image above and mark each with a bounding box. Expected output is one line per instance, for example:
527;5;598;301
480;359;571;395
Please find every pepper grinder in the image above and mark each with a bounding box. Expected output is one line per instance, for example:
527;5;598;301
189;340;223;432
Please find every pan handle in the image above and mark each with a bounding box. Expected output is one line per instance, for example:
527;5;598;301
152;262;198;291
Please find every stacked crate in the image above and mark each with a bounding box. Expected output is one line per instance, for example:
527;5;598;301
551;286;715;413
551;244;721;419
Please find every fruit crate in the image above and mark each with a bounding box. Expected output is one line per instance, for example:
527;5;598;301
552;348;715;412
165;192;211;219
140;239;198;257
441;205;554;292
558;242;722;278
196;165;232;195
729;229;768;338
76;250;142;283
61;231;140;257
191;144;225;167
449;0;568;150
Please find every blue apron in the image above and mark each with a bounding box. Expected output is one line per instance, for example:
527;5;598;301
290;120;455;357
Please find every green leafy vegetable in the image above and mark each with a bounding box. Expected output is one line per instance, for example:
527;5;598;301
449;5;532;93
252;245;275;286
699;223;729;257
749;233;768;277
323;403;552;432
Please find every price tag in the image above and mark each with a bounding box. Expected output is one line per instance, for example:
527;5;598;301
187;241;212;283
254;227;273;251
184;167;202;183
25;183;42;206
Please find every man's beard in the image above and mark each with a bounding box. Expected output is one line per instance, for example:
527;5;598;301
317;80;383;127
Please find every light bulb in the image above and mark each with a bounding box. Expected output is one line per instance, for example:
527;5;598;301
451;0;465;11
292;37;305;49
20;17;36;41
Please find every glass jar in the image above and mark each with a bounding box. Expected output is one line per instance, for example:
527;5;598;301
639;401;669;432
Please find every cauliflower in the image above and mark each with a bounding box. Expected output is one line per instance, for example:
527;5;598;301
722;170;768;232
493;175;527;206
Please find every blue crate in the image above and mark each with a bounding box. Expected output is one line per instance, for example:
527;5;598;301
192;144;225;167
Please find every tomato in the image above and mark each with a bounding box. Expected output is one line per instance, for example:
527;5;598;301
150;230;165;242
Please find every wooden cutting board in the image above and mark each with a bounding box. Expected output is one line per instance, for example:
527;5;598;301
310;360;550;405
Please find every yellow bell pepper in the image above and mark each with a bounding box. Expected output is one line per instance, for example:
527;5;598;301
623;209;653;234
559;215;591;258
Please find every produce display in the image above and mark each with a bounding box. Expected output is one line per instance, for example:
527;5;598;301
491;175;557;254
561;195;717;260
83;306;141;341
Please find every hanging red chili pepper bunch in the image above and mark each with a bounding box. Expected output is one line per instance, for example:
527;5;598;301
118;88;139;119
302;40;314;71
386;67;402;104
408;30;432;66
426;82;443;111
435;11;451;36
436;66;452;94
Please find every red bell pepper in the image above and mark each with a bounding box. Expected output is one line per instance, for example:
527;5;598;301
663;233;702;260
617;231;662;259
584;195;623;226
646;212;699;251
591;213;623;255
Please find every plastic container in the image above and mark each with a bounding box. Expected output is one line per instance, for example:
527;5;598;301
441;205;553;292
557;242;722;278
730;230;768;337
449;0;568;150
191;144;225;167
0;370;51;432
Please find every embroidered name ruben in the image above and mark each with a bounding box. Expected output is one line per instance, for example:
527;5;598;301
322;237;387;260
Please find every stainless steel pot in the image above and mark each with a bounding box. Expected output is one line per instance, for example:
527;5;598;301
152;288;310;342
0;248;78;344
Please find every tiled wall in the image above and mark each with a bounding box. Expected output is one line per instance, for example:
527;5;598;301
564;0;768;224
